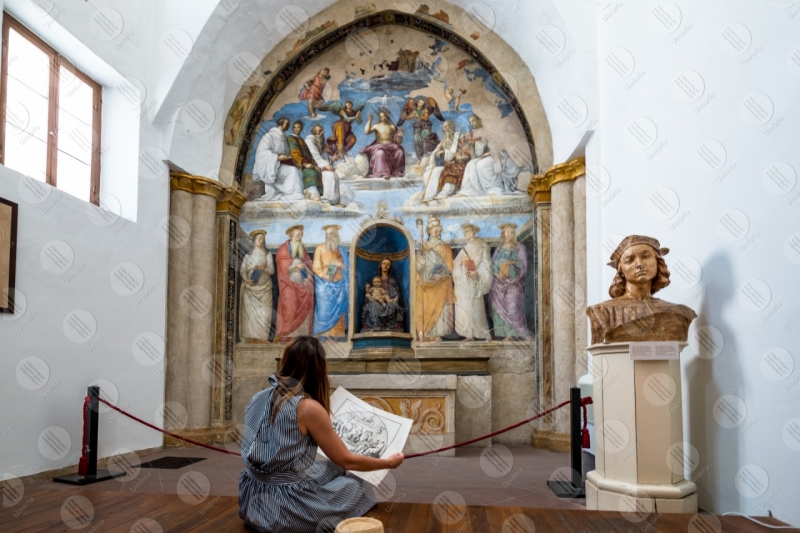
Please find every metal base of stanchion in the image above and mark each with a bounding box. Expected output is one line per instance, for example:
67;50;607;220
53;469;125;486
547;479;586;499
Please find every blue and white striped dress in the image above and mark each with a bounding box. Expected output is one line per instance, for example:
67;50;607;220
239;375;375;532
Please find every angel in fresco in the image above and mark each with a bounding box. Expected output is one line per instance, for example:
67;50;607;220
298;67;330;118
398;96;444;161
226;85;259;145
320;100;365;161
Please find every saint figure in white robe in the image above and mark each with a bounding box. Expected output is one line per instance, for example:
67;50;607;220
239;231;275;342
252;121;304;202
452;225;492;340
306;126;342;205
421;121;460;202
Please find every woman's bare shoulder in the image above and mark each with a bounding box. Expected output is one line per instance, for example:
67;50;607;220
296;396;325;419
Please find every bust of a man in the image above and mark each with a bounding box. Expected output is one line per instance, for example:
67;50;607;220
586;235;697;344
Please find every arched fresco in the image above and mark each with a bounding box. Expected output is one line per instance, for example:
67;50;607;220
230;9;548;348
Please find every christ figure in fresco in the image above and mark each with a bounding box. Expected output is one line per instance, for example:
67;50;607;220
489;223;531;341
360;110;406;179
299;67;330;118
275;225;314;340
312;224;348;340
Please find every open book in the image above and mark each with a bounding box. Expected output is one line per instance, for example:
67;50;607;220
317;387;413;485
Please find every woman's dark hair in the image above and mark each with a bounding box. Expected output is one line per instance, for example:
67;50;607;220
270;336;330;422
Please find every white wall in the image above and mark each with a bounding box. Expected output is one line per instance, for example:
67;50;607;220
586;0;800;525
2;0;797;525
0;0;171;478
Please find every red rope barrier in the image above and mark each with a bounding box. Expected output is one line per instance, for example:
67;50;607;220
99;398;241;457
98;396;593;460
406;398;580;459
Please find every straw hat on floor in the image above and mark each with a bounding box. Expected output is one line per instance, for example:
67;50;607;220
335;517;384;533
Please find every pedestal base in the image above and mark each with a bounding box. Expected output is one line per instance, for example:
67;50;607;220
586;471;697;513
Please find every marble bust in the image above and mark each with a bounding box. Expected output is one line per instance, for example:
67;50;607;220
586;235;697;344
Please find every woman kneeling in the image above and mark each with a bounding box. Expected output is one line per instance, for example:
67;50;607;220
239;336;404;532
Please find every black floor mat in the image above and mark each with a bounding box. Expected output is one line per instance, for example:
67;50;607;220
137;457;206;469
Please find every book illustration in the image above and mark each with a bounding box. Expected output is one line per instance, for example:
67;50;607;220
319;387;413;485
332;408;393;458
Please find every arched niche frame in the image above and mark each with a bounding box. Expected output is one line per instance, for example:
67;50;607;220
349;218;416;353
231;9;549;185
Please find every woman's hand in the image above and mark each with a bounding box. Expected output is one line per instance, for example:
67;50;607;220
384;452;404;469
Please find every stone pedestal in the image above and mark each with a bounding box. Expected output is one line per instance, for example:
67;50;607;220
586;342;697;514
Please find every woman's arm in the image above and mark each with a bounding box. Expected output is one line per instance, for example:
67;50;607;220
297;398;403;472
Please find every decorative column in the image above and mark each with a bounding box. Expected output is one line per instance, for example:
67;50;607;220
527;157;586;452
166;172;242;445
212;189;247;429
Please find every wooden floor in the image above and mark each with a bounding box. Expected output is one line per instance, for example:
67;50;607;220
0;487;787;532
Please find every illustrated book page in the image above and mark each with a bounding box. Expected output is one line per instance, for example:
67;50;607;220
317;386;412;485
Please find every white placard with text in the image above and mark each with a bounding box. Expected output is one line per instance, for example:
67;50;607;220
629;341;680;361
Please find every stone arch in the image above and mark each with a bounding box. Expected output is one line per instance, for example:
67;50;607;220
217;2;555;189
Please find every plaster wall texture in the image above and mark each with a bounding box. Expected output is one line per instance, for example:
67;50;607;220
586;1;800;525
0;0;171;479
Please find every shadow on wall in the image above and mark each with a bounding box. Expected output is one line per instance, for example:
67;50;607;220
686;251;743;514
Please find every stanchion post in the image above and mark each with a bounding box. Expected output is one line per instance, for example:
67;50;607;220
546;387;586;498
53;385;125;485
570;386;582;487
85;385;100;478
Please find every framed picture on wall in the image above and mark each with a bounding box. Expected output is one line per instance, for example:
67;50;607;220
0;196;18;314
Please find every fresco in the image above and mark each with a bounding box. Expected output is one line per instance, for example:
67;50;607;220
235;23;541;346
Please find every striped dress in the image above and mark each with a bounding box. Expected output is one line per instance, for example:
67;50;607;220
239;376;375;532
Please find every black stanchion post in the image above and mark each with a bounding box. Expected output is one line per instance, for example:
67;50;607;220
546;387;586;498
570;386;582;488
85;385;100;478
53;386;125;485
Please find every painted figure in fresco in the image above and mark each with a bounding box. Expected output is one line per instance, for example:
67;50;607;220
489;223;531;341
398;96;444;161
252;117;305;202
361;258;405;332
452;223;492;341
361;110;406;179
299;67;330;118
421;120;465;203
458;115;528;197
287;121;322;201
312;224;348;340
415;216;455;342
239;230;275;343
444;86;466;111
226;84;259;145
305;125;343;206
320;100;363;161
275;225;314;340
365;277;392;305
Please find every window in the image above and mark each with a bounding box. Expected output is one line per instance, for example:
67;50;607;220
0;14;101;204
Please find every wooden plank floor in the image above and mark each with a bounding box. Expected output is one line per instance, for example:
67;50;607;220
0;487;787;532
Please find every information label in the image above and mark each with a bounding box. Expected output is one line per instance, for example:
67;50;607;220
629;341;680;361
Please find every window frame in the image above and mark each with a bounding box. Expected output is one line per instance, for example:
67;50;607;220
0;13;102;205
